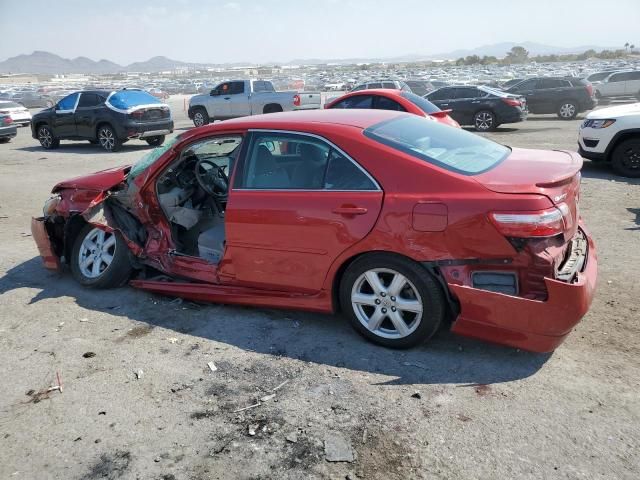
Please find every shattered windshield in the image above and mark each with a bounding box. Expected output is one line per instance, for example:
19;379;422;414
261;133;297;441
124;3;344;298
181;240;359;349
128;135;181;180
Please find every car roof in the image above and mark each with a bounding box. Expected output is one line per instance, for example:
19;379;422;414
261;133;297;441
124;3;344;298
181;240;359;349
205;108;407;131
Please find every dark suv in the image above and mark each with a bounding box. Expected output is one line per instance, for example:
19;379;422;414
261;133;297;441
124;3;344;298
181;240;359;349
31;89;173;151
424;85;527;131
505;77;596;120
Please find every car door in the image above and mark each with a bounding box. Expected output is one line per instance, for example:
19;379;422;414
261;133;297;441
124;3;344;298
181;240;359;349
53;92;80;137
210;82;234;119
509;79;541;112
450;87;483;124
75;93;104;138
603;73;627;96
223;130;383;292
227;81;251;117
426;87;455;112
624;71;640;95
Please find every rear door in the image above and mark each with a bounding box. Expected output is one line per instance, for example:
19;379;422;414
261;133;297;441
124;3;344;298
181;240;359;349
75;93;105;138
227;81;250;117
603;72;628;96
624;71;640;95
224;130;383;292
509;79;541;112
426;87;455;113
451;87;484;124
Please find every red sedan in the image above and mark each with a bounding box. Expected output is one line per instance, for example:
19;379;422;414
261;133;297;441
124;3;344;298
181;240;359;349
31;110;596;352
325;89;460;128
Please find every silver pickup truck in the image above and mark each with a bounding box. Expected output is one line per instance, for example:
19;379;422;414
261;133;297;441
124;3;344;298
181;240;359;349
188;79;321;127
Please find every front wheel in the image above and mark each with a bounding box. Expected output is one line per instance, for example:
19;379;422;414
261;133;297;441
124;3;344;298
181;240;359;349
97;125;122;152
192;108;209;127
611;138;640;178
146;135;165;147
70;225;133;288
473;110;496;131
557;101;578;120
37;125;60;149
339;254;445;348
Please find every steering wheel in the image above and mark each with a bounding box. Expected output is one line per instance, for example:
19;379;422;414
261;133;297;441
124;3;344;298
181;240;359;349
195;158;229;198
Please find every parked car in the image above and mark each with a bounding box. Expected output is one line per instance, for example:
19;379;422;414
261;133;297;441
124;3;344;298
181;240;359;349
425;85;527;131
0;100;32;126
147;87;170;100
350;80;411;92
0;114;17;143
583;70;621;83
593;71;640;102
501;78;524;89
31;109;596;352
6;91;54;108
404;80;435;96
578;102;640;177
325;89;459;127
188;79;321;127
506;77;596;119
31;89;173;152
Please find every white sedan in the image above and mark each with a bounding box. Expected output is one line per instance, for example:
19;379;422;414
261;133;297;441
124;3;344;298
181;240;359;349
578;102;640;177
0;101;32;126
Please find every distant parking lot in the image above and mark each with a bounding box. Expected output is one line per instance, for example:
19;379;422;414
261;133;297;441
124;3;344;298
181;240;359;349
0;99;639;479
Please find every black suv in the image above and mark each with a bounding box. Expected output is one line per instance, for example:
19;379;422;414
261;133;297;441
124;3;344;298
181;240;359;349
505;77;596;120
424;85;527;131
31;89;173;151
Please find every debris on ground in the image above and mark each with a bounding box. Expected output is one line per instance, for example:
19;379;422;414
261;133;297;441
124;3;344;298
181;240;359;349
285;432;298;443
207;361;217;372
169;298;183;306
167;338;178;344
79;318;89;323
271;379;289;392
135;370;144;380
233;402;261;413
260;393;276;402
411;391;422;399
324;432;355;462
82;352;96;358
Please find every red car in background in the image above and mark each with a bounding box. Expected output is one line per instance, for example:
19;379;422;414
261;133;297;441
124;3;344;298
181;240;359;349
31;110;596;352
325;89;460;128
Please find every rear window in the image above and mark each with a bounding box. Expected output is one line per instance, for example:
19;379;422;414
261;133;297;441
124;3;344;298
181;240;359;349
400;92;441;114
107;90;162;110
364;116;510;175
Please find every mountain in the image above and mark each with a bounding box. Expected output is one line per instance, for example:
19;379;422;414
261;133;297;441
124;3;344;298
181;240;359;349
125;56;189;72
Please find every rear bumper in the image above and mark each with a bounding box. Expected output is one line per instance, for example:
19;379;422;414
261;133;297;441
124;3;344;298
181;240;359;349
120;119;174;139
0;125;17;138
449;226;597;352
497;109;527;125
31;217;61;270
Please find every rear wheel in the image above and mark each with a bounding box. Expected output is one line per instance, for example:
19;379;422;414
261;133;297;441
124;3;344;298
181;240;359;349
145;135;165;147
473;110;496;131
0;137;11;143
70;225;133;288
557;101;578;120
339;254;445;348
192;108;209;127
37;124;59;149
611;138;640;178
97;124;122;152
263;104;283;114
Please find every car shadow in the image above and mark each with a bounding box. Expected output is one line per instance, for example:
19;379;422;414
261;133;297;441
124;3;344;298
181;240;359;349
16;142;154;154
1;257;552;386
627;208;640;230
580;159;640;185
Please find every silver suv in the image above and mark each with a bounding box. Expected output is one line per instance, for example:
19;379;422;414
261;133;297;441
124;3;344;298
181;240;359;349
594;71;640;101
350;80;411;92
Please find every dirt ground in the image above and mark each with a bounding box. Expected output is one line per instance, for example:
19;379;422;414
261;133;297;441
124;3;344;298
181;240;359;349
0;97;639;480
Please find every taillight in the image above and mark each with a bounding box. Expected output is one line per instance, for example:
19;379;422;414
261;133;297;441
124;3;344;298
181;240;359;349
130;109;145;119
489;205;567;238
502;98;522;107
293;94;300;107
3;116;12;125
585;83;594;96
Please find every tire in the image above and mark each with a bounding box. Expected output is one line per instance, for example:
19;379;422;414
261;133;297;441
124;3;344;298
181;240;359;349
192;108;209;127
0;137;11;143
145;135;165;147
70;225;133;288
339;253;445;349
557;101;578;120
473;110;496;131
97;124;122;152
263;104;283;114
37;124;60;149
611;138;640;178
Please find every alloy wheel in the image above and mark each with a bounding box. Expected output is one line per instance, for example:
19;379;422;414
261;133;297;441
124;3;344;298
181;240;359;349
99;128;115;150
559;103;576;119
351;268;424;340
78;228;116;279
621;145;640;172
475;112;493;130
38;127;53;148
193;112;205;127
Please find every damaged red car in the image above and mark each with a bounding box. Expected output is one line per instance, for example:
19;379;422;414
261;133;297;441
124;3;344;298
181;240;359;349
31;110;597;352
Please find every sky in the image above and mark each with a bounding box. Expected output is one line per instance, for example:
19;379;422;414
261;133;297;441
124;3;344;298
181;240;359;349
0;0;638;65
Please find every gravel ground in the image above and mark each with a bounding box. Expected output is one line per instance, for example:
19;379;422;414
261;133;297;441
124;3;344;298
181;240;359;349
0;97;639;480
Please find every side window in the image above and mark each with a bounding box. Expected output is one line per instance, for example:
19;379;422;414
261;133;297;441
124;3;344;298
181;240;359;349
629;71;640;80
374;96;407;111
253;81;273;92
367;82;383;89
608;73;626;82
325;150;377;191
57;92;80;111
238;133;330;189
382;82;396;89
331;95;374;109
512;79;537;91
351;85;366;91
426;88;451;101
229;81;245;94
182;135;243;177
453;88;478;99
77;93;102;108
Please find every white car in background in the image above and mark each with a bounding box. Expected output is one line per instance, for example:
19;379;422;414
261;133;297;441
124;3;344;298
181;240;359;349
593;71;640;102
578;102;640;177
0;101;32;126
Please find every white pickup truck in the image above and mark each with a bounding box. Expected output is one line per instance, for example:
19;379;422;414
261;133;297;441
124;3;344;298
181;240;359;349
188;79;321;127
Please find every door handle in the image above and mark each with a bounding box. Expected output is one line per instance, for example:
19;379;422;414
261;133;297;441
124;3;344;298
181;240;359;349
224;97;231;100
332;206;368;215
